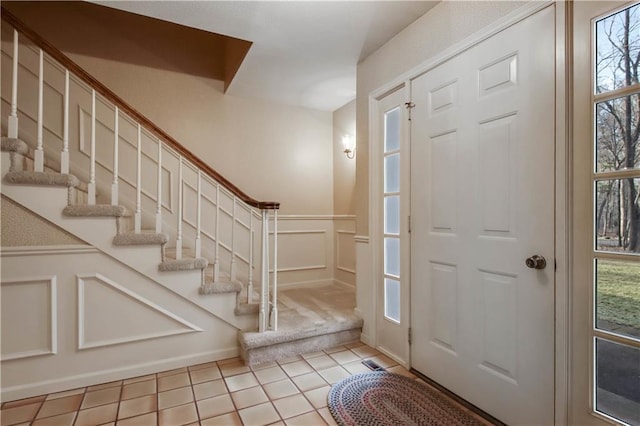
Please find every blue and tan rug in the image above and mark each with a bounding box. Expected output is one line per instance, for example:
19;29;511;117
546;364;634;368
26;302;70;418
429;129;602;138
328;371;487;426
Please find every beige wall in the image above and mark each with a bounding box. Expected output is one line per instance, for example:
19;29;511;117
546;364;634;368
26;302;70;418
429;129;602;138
6;5;334;216
332;100;356;216
1;196;81;246
355;1;526;235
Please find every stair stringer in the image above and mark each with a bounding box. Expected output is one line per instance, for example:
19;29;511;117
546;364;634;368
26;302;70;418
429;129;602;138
1;181;256;331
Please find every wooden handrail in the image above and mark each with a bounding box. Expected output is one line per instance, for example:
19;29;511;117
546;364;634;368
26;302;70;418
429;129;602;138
1;7;279;210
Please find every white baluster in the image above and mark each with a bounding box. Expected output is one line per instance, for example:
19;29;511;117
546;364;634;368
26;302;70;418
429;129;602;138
247;212;253;304
111;107;119;205
213;184;220;282
34;49;44;172
230;198;237;281
195;170;202;258
176;157;183;260
87;89;96;204
155;140;163;233
259;209;270;332
8;29;18;139
270;209;278;331
134;124;142;232
60;70;69;174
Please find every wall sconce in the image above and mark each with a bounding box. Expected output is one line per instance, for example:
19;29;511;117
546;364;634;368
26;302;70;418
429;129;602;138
342;134;355;159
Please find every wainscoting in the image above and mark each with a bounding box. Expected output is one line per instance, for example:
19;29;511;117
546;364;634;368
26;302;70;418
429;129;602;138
275;215;355;289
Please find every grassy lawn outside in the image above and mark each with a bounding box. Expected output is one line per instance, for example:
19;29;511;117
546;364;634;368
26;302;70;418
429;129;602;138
596;260;640;337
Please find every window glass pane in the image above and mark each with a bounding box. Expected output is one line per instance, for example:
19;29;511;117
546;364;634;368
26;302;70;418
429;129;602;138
384;195;400;235
384;153;400;193
384;278;401;323
384;237;400;277
596;95;640;172
595;179;640;254
595;338;640;425
596;3;640;94
385;107;401;153
595;259;640;340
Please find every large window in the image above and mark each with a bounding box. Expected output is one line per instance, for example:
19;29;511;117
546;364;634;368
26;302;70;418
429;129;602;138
383;106;401;323
592;4;640;424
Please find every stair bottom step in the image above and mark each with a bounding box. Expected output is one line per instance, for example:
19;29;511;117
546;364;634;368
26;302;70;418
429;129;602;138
239;326;361;366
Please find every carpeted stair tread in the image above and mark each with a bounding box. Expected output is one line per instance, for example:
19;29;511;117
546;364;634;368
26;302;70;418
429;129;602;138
159;257;208;271
4;171;80;187
1;137;29;155
113;232;168;246
200;280;243;295
235;302;260;316
63;204;128;217
240;315;363;350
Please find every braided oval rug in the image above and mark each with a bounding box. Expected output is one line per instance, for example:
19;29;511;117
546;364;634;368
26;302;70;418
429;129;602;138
328;371;487;426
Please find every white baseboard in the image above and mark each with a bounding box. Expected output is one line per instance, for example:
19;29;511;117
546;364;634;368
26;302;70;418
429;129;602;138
1;347;239;402
276;278;335;290
333;278;355;290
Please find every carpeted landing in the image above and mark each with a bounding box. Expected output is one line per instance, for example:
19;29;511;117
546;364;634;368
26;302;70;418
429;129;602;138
239;283;363;366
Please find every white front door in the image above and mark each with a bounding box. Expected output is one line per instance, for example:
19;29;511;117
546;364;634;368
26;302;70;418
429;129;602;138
410;6;556;425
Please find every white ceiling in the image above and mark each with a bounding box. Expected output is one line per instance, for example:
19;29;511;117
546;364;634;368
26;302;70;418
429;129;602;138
94;1;437;111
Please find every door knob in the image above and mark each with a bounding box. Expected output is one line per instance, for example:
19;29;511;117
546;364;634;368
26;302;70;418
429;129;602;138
525;255;546;270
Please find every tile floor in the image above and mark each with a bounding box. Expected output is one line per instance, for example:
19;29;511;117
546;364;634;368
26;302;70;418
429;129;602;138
1;342;486;426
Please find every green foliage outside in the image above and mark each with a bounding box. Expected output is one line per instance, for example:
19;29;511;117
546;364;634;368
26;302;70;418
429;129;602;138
597;261;640;336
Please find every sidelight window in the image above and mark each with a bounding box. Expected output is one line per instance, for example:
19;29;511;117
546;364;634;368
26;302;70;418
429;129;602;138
592;4;640;424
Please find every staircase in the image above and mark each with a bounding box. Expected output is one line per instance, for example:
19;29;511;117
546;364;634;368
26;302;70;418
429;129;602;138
0;6;361;399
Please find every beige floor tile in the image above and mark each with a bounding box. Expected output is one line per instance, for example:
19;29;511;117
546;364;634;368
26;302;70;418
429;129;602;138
231;386;269;409
118;395;157;420
317;366;350;385
45;388;85;401
303;386;330;409
158;402;198;426
317;407;338;426
224;372;259;392
368;354;398;368
387;365;416;378
200;411;243;426
305;355;337;371
122;379;156;400
197;394;235;420
1;402;43;425
323;346;347;354
277;354;302;364
157;372;190;392
238;402;281;426
300;351;324;360
272;394;313;420
157;367;188;378
122;374;156;386
219;359;251;377
87;381;122;392
262;379;300;400
328;350;360;365
75;402;118;426
188;361;217;371
2;395;46;409
31;412;76;426
158;386;194;410
345;341;363;349
342;360;371;374
280;360;313;377
216;357;241;365
36;394;83;419
116;411;156;425
192;379;228;401
81;387;122;410
350;345;379;358
254;366;287;384
285;410;328;426
189;366;222;384
268;422;286;426
251;360;278;371
291;372;327;392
